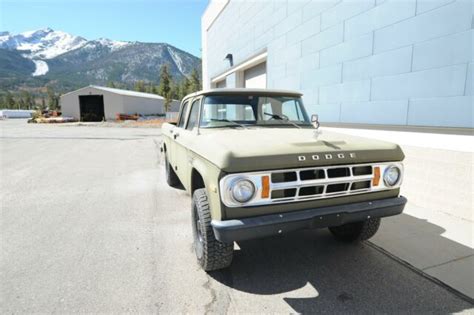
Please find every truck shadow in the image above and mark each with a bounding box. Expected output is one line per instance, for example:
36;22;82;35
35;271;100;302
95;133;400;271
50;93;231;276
208;213;473;313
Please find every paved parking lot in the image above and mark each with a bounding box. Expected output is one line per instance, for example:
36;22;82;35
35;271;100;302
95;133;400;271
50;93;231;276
1;120;472;313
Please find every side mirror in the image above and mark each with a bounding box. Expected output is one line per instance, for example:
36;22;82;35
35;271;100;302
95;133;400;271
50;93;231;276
311;114;320;129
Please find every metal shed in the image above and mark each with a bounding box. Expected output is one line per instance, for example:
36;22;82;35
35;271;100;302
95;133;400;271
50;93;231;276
60;85;180;121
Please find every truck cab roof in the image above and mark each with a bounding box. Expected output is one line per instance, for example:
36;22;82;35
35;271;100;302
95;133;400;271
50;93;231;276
182;88;303;101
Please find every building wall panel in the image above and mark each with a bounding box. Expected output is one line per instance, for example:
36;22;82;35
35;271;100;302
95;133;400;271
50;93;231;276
203;0;473;128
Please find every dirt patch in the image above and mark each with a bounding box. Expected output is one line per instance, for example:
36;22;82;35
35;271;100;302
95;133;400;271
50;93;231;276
126;118;175;128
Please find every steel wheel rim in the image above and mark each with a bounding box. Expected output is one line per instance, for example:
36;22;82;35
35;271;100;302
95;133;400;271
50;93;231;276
194;206;204;259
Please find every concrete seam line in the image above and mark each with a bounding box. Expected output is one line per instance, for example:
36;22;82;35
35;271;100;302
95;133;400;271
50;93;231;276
422;254;474;272
365;241;474;305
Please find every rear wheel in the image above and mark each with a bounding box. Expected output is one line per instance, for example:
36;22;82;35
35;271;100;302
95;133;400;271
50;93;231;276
165;154;180;187
192;188;233;271
329;218;381;242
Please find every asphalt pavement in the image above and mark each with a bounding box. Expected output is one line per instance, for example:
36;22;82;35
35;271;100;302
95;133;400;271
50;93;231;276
1;119;472;313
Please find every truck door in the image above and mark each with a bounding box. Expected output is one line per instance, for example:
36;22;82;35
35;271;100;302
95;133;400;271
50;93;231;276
173;97;202;187
169;100;189;171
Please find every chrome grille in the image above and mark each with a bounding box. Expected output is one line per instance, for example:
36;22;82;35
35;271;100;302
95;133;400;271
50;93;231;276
219;162;403;208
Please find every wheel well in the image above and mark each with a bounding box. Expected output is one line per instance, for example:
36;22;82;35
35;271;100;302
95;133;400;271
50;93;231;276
191;169;205;194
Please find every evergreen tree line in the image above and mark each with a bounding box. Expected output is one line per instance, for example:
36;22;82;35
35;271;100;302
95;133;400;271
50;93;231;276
0;65;201;112
0;88;59;111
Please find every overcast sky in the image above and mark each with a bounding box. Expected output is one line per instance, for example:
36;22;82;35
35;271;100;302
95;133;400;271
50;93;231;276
1;0;208;57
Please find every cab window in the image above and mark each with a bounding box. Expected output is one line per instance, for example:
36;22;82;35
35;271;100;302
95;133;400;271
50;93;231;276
177;101;189;128
186;99;201;130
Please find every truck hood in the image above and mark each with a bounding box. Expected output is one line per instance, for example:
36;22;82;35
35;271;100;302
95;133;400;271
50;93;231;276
188;128;404;173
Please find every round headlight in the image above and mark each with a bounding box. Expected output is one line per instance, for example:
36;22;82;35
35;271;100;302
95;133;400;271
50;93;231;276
384;165;401;187
231;179;255;203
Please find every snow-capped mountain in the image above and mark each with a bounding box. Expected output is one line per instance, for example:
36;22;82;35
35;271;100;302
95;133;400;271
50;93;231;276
86;38;130;51
0;28;136;76
0;28;87;59
0;28;201;91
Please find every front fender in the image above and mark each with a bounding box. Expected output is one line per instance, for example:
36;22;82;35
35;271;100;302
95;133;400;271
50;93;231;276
189;153;224;221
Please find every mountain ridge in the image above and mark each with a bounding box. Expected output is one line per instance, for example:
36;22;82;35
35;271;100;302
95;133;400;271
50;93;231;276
0;28;201;92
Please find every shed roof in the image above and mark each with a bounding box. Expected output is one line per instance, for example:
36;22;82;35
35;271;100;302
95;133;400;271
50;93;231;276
61;85;165;100
90;85;165;99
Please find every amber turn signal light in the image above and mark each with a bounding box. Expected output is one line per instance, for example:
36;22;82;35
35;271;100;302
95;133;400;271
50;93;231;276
261;176;270;198
372;167;381;186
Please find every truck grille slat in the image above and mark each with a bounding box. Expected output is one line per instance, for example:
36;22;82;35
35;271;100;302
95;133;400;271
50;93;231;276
271;172;297;183
327;167;350;178
300;169;325;180
271;188;297;199
299;185;324;196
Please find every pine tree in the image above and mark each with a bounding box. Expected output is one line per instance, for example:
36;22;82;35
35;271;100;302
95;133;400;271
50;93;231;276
170;79;179;100
20;91;34;109
5;92;15;109
179;77;191;100
134;81;146;92
158;65;173;112
28;92;35;109
189;68;201;93
47;87;59;110
18;95;25;109
146;83;154;94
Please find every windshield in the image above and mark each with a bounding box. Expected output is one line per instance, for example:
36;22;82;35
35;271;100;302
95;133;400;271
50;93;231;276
200;95;311;128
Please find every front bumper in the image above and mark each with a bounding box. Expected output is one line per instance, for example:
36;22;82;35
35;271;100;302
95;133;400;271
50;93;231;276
211;196;407;243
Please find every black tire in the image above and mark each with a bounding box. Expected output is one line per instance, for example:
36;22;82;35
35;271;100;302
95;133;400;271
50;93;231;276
165;154;180;188
329;217;381;242
192;188;233;271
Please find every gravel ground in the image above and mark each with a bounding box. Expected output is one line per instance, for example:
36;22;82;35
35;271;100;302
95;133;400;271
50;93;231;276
1;119;472;314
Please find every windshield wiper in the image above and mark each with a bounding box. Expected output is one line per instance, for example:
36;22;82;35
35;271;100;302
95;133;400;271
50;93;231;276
209;119;248;129
263;112;302;129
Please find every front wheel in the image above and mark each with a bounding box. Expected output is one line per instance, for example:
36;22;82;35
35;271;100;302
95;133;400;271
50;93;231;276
329;218;381;242
192;188;233;271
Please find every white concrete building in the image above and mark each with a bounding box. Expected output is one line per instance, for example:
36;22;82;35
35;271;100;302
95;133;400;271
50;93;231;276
202;0;473;129
60;85;180;121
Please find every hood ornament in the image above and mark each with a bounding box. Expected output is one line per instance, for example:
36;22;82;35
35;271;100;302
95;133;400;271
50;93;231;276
311;114;322;139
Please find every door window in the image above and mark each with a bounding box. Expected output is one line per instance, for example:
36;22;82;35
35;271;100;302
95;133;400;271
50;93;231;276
186;99;201;130
177;101;189;128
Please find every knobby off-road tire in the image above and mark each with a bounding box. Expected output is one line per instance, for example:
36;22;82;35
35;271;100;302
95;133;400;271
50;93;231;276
192;188;233;271
165;154;180;188
329;217;381;242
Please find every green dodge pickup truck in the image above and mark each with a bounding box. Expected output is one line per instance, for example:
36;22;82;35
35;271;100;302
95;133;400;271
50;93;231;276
161;88;406;271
